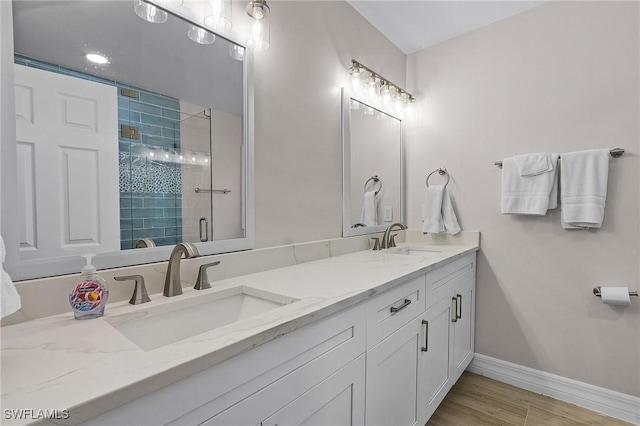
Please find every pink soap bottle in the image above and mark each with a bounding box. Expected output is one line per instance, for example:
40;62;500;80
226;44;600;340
69;254;109;320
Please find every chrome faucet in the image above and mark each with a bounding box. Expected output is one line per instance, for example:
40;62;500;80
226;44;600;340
164;242;200;297
380;223;407;249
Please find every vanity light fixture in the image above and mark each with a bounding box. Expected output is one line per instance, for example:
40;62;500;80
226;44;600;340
204;0;232;32
245;0;270;51
348;59;416;119
229;44;246;61
133;0;272;51
134;0;168;23
187;25;216;44
85;53;109;65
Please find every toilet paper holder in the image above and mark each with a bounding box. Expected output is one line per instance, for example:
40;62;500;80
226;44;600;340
593;286;638;297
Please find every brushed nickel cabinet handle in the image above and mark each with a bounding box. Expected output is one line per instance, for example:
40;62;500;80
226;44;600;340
452;296;458;322
421;319;429;352
456;294;463;319
390;298;412;314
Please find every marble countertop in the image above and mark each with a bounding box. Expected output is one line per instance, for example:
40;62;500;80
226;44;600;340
1;240;478;426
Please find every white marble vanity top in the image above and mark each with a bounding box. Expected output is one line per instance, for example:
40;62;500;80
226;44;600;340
1;238;479;425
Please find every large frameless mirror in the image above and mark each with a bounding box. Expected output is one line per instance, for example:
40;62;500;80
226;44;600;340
342;88;404;237
2;0;254;280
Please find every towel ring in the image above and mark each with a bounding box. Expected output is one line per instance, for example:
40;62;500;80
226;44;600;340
364;175;382;195
426;168;450;187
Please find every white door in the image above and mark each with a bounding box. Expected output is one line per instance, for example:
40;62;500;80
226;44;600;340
14;64;119;259
366;319;422;426
261;355;365;426
452;278;475;381
418;296;454;424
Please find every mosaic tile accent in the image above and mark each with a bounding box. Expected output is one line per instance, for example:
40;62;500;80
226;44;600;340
119;153;182;194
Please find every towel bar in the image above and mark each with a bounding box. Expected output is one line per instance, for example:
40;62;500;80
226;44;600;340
494;148;624;168
195;188;231;194
593;286;638;297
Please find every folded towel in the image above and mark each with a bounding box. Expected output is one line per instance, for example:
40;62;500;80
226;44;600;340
1;236;21;318
561;149;610;229
514;152;554;176
360;191;378;227
422;185;461;235
501;152;559;215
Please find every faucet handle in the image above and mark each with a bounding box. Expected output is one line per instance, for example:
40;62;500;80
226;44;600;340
389;234;398;248
371;237;381;251
194;261;221;290
114;275;151;305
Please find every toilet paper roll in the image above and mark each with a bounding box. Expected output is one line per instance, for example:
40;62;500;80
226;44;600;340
600;287;631;306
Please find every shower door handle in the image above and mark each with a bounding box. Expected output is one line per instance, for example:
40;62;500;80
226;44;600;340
199;217;208;242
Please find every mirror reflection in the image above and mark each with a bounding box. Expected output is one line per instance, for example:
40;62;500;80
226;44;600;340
11;0;246;265
342;92;403;236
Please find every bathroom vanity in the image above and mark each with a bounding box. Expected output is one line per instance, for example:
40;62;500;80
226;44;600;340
1;235;478;426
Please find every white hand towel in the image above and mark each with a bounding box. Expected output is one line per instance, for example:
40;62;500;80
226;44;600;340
515;152;554;176
561;149;610;229
360;191;378;227
422;185;461;235
501;152;559;215
1;235;21;318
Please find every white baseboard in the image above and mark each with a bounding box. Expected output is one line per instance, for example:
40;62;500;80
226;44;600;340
467;354;640;425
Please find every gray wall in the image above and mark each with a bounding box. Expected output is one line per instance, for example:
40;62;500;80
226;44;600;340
406;1;639;396
252;1;407;247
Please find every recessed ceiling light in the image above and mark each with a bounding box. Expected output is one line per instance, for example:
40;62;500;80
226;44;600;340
86;53;109;65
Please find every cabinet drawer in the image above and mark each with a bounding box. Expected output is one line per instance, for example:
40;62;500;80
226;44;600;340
367;273;426;349
426;253;476;308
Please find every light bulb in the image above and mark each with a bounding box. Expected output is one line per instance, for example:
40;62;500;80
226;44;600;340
188;25;216;44
204;0;232;32
134;0;168;23
229;44;245;61
246;0;270;50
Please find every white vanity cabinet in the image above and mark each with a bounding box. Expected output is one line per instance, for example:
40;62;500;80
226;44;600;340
421;253;476;421
365;253;476;426
82;305;366;426
364;273;427;425
80;252;476;426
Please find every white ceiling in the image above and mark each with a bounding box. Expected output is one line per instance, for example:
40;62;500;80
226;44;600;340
347;1;546;54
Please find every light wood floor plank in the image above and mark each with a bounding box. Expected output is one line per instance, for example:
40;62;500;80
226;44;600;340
427;372;634;426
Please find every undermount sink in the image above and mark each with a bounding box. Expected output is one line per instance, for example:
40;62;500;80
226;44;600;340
386;247;443;257
106;286;298;351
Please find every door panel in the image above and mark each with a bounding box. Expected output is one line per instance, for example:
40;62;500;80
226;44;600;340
14;64;119;259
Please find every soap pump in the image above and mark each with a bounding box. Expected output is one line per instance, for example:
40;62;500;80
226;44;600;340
69;254;109;320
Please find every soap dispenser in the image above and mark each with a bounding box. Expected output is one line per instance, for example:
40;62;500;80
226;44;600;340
69;254;109;320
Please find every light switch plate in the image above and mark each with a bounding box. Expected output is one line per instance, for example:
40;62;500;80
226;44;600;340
384;206;393;222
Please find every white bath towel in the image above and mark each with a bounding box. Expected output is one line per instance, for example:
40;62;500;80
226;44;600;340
1;236;21;318
501;152;559;215
561;149;610;229
360;190;378;227
422;185;461;235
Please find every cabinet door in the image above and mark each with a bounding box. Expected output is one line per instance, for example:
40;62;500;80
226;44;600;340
366;318;422;426
417;295;453;424
452;278;475;381
261;355;365;426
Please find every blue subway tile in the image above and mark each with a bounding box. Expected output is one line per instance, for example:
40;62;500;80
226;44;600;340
162;109;181;120
143;217;179;228
140;112;179;129
131;208;164;218
132;228;166;239
139;92;180;110
128;101;163;116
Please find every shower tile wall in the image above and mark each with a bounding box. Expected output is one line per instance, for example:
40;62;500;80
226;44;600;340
14;55;183;250
118;90;183;250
